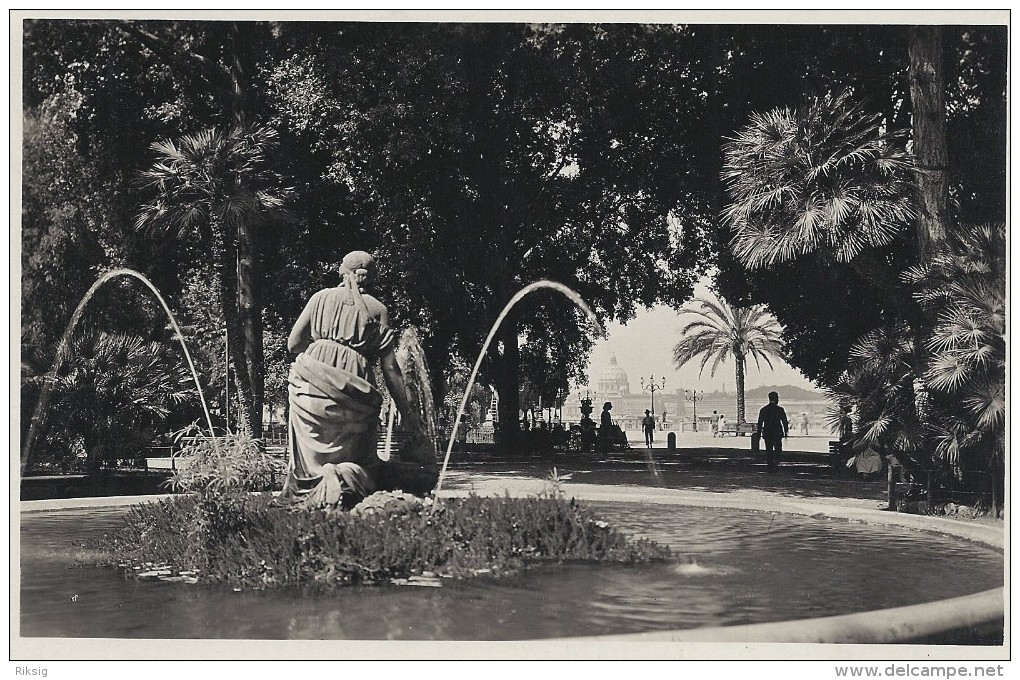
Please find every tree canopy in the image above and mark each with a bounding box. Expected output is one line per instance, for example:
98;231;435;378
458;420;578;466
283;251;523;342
20;19;1006;450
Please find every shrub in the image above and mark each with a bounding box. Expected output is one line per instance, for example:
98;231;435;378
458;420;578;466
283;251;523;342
166;426;285;493
94;492;673;589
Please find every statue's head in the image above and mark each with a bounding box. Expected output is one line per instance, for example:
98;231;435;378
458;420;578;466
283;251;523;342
340;250;376;287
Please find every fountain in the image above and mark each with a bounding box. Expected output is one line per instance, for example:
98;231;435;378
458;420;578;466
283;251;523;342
21;268;219;476
435;280;605;497
14;279;1004;652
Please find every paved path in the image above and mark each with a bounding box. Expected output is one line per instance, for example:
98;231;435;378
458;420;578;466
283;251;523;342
623;429;834;453
439;443;1002;527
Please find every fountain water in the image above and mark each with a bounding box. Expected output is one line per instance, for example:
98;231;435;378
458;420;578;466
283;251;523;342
435;280;605;497
374;327;441;464
21;268;218;476
395;327;439;446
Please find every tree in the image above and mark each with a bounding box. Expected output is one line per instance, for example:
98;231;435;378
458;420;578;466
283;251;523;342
906;223;1005;507
21;89;110;363
120;21;284;440
265;23;716;448
823;224;1005;510
21;19;278;444
671;294;785;423
712;25;1005;384
723;90;916;270
135;126;292;438
25;331;194;473
718;90;924;385
908;26;950;254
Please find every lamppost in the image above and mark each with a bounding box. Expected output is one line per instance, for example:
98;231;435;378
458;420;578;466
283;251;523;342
640;375;666;418
685;389;704;432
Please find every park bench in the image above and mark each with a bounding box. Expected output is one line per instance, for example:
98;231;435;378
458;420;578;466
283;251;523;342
719;422;758;437
828;439;855;471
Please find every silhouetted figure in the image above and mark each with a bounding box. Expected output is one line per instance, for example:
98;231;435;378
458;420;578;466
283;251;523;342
641;409;656;448
756;391;789;473
598;401;627;451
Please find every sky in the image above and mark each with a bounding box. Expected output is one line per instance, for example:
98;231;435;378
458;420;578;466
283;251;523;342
577;280;817;397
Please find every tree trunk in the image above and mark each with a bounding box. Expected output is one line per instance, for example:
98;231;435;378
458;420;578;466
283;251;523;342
227;22;264;440
492;314;522;452
734;354;747;423
125;23;266;440
217;237;257;438
237;220;264;439
908;26;950;256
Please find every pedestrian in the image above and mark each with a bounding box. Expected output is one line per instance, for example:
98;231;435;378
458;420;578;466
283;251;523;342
756;391;789;473
641;409;656;448
717;413;727;437
800;412;810;435
711;410;719;437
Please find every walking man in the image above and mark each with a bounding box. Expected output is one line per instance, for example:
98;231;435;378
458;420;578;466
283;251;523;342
642;409;656;448
757;391;789;473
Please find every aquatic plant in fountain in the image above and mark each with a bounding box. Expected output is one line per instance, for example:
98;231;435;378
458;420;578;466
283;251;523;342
166;425;286;494
92;492;673;589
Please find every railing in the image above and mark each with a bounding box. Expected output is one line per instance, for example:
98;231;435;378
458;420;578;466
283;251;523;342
465;429;495;445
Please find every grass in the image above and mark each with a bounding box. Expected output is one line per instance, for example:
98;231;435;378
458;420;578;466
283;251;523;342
92;491;673;590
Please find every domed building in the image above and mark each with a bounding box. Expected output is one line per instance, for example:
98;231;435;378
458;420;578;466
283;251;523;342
561;352;687;432
595;355;631;395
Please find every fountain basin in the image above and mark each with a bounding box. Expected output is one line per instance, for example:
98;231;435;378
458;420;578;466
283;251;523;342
15;486;1004;656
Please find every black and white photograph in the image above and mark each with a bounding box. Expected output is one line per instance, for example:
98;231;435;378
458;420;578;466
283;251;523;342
11;9;1008;670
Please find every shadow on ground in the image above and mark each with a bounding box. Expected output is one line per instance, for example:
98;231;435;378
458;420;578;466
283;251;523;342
443;446;888;503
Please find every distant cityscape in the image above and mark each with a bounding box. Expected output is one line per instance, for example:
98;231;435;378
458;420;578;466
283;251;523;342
553;354;831;432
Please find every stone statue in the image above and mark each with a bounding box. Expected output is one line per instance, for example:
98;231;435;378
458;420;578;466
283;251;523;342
278;250;427;509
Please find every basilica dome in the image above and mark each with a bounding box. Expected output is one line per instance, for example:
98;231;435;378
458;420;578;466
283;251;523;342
596;354;630;395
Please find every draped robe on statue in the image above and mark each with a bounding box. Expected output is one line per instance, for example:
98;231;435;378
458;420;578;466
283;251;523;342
279;283;395;508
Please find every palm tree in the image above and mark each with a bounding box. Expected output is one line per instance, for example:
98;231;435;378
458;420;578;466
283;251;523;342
823;323;927;460
722;90;915;270
907;223;1005;510
823;225;1005;512
672;294;785;423
26;331;194;473
136;126;291;440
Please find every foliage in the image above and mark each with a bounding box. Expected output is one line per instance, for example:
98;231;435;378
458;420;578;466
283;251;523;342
672;293;785;423
135;126;292;241
907;223;1005;479
723;90;915;269
265;23;717;444
440;355;491;428
167;425;285;493
24;331;194;472
823;323;926;457
21;91;109;361
824;224;1005;499
135;125;294;438
713;27;1005;385
19;21;1006;450
906;223;1005;432
95;492;673;589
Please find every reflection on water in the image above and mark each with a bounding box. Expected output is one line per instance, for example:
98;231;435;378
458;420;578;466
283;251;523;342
19;504;1003;640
